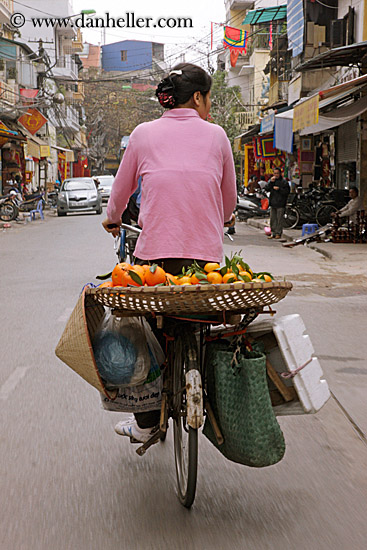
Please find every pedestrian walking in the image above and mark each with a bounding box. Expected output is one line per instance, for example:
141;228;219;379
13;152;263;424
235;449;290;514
265;167;290;239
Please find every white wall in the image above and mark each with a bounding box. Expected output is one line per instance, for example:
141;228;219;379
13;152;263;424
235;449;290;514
19;0;74;59
338;0;364;42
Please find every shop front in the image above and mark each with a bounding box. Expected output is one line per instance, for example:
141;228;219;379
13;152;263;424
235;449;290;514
0;120;26;195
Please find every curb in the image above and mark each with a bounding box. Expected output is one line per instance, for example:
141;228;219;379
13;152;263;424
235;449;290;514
245;218;335;259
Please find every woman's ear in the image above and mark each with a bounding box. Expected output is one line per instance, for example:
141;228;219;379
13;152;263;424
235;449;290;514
192;91;201;107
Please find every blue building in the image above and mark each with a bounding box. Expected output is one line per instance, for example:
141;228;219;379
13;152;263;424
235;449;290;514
101;40;164;74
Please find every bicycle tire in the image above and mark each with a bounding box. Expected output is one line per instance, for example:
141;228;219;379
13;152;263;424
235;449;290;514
316;204;337;226
172;328;199;508
283;206;300;229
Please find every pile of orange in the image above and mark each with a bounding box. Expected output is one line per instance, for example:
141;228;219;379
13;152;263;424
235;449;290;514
98;255;274;289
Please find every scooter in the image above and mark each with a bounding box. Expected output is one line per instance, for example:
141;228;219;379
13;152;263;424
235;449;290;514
236;191;270;221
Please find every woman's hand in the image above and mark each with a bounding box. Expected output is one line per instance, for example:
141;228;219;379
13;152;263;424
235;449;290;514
224;213;236;227
102;217;121;237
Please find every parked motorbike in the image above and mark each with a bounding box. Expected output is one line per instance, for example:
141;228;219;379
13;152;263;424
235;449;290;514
0;194;18;222
236;191;270;221
46;186;59;208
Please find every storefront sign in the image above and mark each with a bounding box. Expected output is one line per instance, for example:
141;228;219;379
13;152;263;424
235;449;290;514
26;140;40;159
40;145;51;157
293;95;319;132
288;75;302;106
18;108;47;135
65;151;75;163
260;112;275;134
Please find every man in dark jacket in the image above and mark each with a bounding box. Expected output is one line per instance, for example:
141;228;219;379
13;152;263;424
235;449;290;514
265;167;290;239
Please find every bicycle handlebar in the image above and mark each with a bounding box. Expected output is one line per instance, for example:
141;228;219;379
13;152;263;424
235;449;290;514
120;223;142;234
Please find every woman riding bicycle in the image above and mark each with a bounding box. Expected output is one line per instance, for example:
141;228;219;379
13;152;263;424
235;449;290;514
102;62;237;442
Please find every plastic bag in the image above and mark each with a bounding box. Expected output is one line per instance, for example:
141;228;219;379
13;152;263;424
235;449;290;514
100;319;165;412
92;312;151;388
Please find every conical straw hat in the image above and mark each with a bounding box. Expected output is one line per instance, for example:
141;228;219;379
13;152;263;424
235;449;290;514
55;288;117;399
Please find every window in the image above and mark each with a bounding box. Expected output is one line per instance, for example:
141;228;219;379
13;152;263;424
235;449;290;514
121;50;127;62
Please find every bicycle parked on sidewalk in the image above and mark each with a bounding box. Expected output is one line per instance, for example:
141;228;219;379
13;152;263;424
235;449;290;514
283;185;349;229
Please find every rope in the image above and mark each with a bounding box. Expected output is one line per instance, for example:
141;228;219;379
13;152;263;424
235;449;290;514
281;358;313;379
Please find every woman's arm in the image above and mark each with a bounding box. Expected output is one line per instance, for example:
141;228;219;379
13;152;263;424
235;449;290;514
106;133;139;225
221;134;237;223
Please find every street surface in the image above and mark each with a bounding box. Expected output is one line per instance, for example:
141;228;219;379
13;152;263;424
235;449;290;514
1;211;367;550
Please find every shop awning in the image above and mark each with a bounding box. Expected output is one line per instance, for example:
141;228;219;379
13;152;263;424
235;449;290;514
52;145;75;163
296;41;367;72
21;127;50;158
319;73;367;100
299;93;367;135
273;84;367;140
235;124;261;144
243;5;287;25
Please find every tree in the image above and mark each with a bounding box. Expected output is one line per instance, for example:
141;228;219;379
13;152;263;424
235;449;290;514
209;71;243;145
83;77;162;171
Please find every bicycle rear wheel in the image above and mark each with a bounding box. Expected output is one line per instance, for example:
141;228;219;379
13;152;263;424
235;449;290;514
283;206;300;229
172;328;199;508
316;205;337;226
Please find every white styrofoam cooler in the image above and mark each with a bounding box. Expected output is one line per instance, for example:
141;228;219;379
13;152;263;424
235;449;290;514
246;314;330;416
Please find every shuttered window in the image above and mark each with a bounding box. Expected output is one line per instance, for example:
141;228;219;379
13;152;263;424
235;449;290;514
337;119;358;163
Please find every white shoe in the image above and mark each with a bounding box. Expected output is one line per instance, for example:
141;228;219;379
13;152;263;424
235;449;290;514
114;418;158;443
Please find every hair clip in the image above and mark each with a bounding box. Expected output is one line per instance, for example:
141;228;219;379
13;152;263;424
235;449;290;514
169;70;183;76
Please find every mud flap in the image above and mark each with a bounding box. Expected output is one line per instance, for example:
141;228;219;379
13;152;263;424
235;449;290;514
186;369;204;429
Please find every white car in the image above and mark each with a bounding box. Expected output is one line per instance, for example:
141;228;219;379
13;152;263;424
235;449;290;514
94;175;114;203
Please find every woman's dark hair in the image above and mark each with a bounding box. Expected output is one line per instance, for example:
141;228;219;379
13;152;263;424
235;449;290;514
156;63;212;109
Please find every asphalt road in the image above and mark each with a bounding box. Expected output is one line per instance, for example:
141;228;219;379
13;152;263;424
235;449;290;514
1;211;367;550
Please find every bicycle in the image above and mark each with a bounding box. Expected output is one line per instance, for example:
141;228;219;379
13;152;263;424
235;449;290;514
90;227;292;507
106;301;261;507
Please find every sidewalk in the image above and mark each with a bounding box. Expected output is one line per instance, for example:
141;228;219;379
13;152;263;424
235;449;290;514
1;207;56;232
245;217;366;269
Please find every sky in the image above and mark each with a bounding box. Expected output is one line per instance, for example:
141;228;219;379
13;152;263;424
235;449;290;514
73;0;227;65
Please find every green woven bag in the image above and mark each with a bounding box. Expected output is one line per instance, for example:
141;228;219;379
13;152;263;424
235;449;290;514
203;340;286;467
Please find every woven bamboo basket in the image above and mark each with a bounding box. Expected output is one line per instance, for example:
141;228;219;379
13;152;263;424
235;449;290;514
86;281;293;316
55;289;118;399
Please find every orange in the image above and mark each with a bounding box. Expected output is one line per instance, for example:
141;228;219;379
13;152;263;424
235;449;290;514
177;276;192;285
130;265;146;284
204;262;221;273
222;273;237;284
121;269;143;287
207;271;223;284
145;265;166;286
112;262;131;286
99;281;113;288
239;270;252;281
190;273;207;285
166;273;179;285
262;274;273;282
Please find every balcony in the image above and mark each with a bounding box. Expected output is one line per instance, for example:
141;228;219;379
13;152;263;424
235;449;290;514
53;55;78;81
235;110;258;130
0;0;13;24
247;33;271;56
50;104;80;132
72;30;83;53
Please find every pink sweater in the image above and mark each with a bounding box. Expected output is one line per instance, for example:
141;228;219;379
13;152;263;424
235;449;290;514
107;108;237;262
